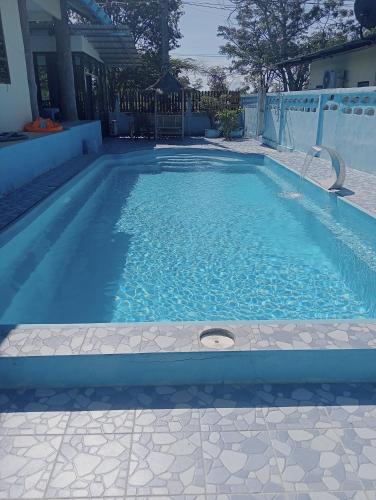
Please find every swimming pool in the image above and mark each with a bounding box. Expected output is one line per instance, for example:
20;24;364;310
0;148;376;324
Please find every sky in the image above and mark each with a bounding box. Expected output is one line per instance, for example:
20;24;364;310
170;0;243;89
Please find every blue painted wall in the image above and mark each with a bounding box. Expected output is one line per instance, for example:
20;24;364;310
0;121;102;195
242;87;376;175
1;348;376;389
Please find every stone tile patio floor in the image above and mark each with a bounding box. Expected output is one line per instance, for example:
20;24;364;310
1;382;376;499
2;321;376;358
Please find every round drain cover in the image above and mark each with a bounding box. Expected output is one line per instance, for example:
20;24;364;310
200;328;235;349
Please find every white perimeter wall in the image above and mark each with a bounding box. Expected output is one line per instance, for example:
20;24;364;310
0;0;32;132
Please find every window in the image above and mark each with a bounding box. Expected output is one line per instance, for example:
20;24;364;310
357;81;369;87
0;9;10;84
35;55;51;106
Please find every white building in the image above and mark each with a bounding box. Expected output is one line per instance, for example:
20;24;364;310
281;37;376;90
0;0;138;132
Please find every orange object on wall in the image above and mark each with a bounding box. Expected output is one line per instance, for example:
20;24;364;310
24;117;63;133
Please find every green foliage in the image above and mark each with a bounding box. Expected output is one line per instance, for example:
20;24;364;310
170;57;205;89
199;95;226;128
216;108;241;141
100;0;183;54
97;0;184;91
207;66;229;93
218;0;357;91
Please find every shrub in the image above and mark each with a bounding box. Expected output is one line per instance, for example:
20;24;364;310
216;108;241;140
198;95;222;128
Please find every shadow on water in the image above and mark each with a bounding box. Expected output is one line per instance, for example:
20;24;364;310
0;381;375;412
0;171;141;324
39;170;141;323
336;187;355;197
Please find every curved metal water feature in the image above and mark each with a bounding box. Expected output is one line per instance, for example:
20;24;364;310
301;145;346;190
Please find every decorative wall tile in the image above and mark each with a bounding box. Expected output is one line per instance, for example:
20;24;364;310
47;433;131;498
66;387;135;434
134;407;200;433
200;384;266;431
0;410;69;436
140;324;200;352
20;328;86;356
0;328;30;357
270;428;362;492
339;427;376;489
127;431;205;496
81;326;142;354
203;430;283;494
0;434;61;498
259;384;332;430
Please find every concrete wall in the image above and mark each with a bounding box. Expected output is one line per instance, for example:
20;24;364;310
242;86;376;176
309;46;376;90
0;121;102;195
0;0;32;132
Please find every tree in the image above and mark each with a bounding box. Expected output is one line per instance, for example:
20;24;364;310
207;65;229;93
170;57;205;88
95;0;184;92
99;0;183;56
218;0;356;91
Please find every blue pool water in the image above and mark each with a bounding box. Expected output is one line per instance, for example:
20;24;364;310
0;148;376;324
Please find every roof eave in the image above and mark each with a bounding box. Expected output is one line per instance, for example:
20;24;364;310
277;37;376;67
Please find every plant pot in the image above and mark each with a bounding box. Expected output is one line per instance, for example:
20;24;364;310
230;128;244;139
205;128;221;138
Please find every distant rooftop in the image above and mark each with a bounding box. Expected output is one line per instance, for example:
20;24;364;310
279;36;376;66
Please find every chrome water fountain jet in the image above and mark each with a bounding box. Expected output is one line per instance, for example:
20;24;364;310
301;145;346;191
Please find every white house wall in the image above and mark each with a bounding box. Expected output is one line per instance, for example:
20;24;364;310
309;46;376;89
0;0;32;132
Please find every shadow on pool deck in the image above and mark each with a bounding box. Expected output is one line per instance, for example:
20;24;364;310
103;136;232;154
0;381;375;413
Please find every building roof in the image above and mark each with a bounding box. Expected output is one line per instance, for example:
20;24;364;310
147;71;184;92
278;36;376;66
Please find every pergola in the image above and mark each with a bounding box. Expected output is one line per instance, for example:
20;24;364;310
71;24;139;67
147;71;185;140
20;0;138;122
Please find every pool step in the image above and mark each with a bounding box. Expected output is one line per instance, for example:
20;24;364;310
0;167;110;320
1;321;376;389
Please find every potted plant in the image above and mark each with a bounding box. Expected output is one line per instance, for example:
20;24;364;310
216;108;243;140
199;95;221;138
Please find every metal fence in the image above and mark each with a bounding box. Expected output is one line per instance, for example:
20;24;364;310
114;90;241;114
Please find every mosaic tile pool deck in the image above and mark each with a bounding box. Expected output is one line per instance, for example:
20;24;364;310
2;321;376;358
1;382;376;498
1;137;376;498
